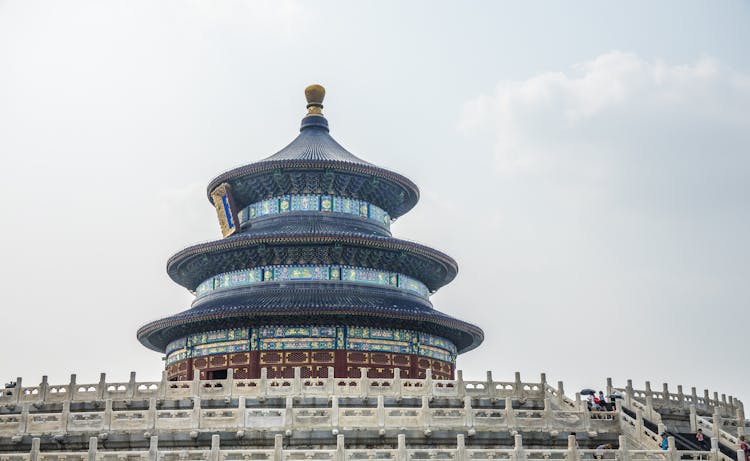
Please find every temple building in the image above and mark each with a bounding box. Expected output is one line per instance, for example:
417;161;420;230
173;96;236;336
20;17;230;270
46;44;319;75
137;84;483;382
0;85;746;461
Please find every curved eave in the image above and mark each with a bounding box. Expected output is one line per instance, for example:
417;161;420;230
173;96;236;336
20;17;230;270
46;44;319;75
137;305;484;354
166;233;458;292
206;159;420;219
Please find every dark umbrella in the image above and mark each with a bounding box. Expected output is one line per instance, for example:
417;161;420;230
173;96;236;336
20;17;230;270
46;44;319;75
580;389;596;395
607;394;624;400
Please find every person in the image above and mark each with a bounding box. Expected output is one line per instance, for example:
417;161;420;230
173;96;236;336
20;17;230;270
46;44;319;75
595;444;612;459
696;428;706;450
660;433;669;451
740;435;749;461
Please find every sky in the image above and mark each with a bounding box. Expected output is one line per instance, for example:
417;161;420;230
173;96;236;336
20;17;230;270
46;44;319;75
0;1;748;403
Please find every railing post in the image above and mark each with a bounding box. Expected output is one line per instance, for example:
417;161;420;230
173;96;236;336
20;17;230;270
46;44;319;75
464;396;474;431
160;371;168;400
457;434;467;459
260;368;268;400
68;374;77;401
575;392;582;412
98;373;107;400
293;367;301;395
505;397;516;428
540;372;547;391
543;398;553;430
393;368;402;399
192;397;201;429
557;381;566;407
331;396;339;430
710;437;719;461
273;433;283;461
618;435;630;461
238;396;246;430
514;433;527;461
662;383;670;402
690;404;698;433
30;437;40;461
635;409;644;442
88;436;98;461
13;377;22;405
61;400;70;433
40;375;48;402
456;369;465;399
148;435;158;461
713;409;722;436
128;371;136;399
421;395;431;429
335;434;345;461
677;385;684;405
691;387;698;405
487;371;496;399
625;379;634;408
567;434;579;461
377;395;385;429
284;397;293;433
397;433;407;461
104;399;113;431
210;434;220;461
606;377;613;397
226;368;234;397
514;371;522;397
667;436;678;461
148;398;157;430
425;369;433;396
359;367;369;399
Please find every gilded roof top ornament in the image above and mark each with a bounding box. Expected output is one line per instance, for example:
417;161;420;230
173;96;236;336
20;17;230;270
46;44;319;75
305;84;325;116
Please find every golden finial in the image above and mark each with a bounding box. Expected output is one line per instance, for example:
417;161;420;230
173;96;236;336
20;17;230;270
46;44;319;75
305;84;325;116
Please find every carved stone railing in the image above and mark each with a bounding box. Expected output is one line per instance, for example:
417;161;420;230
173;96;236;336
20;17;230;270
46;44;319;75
1;369;554;405
615;380;745;423
0;394;620;437
0;432;742;461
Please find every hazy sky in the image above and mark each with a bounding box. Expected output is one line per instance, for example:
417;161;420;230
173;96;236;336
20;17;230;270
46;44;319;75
1;1;748;402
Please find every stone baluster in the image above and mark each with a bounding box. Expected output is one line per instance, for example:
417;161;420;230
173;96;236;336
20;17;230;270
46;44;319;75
421;396;431;431
575;393;582;412
377;395;385;430
425;369;433;397
713;408;722;436
710;437;720;461
645;381;654;409
543;398;552;430
690;404;698;432
393;368;402;400
557;381;566;407
192;397;201;429
13;377;22;405
677;385;684;405
456;370;465;399
273;434;283;461
704;389;711;406
226;368;234;396
667;436;678;461
634;409;644;441
567;434;579;461
104;399;113;431
88;436;98;461
738;450;747;461
487;371;496;399
606;377;613;397
505;397;516;428
397;433;407;461
30;437;40;461
625;379;634;408
148;398;157;430
17;401;29;436
514;371;522;398
159;371;168;400
540;373;547;394
662;383;670;402
148;435;158;461
128;372;136;399
284;397;293;433
359;367;369;399
238;396;246;429
456;434;467;460
618;435;631;461
68;374;77;401
464;396;474;431
514;433;527;461
61;400;70;433
714;392;720;409
98;373;107;400
40;375;49;402
327;367;335;394
331;396;339;430
335;434;345;461
293;368;301;395
260;368;268;400
209;434;220;461
691;387;698;405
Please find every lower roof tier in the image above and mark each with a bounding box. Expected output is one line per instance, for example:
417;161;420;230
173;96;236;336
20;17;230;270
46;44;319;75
167;232;458;293
137;285;484;355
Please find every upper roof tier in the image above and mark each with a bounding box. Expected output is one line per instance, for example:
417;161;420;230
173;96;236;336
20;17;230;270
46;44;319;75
206;85;420;220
